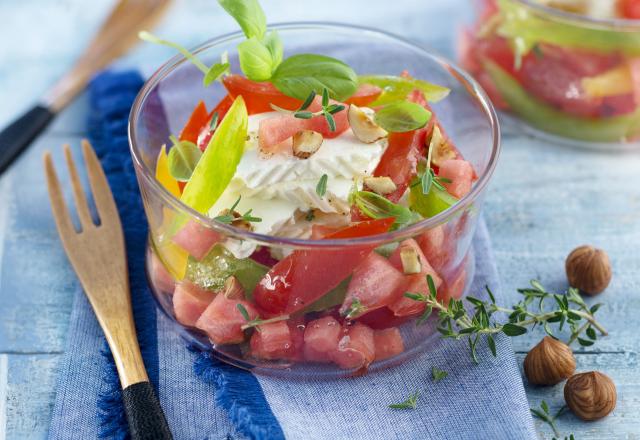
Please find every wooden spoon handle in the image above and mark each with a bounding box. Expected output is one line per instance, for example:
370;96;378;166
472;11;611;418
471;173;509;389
122;381;173;440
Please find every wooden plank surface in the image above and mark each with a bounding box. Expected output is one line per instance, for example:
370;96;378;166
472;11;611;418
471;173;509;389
0;0;638;439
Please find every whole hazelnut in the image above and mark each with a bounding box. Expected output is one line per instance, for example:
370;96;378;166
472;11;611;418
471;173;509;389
564;371;616;421
524;336;576;385
565;245;612;295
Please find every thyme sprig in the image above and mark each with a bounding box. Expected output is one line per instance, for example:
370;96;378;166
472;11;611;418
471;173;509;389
431;366;448;382
342;298;365;320
530;400;568;438
388;391;420;410
404;277;607;363
236;303;289;331
213;196;263;224
270;88;346;132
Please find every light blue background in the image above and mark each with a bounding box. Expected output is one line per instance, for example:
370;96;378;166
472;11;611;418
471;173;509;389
0;0;638;438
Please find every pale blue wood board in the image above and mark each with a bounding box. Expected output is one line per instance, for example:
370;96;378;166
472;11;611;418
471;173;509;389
0;0;638;439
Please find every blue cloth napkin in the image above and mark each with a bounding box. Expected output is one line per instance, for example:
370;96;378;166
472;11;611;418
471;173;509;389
48;71;537;440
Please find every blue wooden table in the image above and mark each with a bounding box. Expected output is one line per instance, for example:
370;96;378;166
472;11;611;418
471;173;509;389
0;0;638;438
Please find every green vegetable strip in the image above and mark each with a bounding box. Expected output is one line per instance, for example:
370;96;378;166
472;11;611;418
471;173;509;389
181;96;248;214
484;60;640;143
358;75;450;106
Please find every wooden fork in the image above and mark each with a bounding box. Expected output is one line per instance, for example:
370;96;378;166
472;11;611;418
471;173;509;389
44;140;172;440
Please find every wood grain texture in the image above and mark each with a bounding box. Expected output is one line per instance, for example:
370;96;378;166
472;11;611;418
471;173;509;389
0;0;638;439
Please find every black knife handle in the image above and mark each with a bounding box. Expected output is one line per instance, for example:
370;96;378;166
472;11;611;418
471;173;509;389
0;104;54;174
122;381;173;440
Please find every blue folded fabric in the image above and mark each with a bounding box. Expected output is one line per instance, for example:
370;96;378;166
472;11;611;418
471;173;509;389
48;71;537;440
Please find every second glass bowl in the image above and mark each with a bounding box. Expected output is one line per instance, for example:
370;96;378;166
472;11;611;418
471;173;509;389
460;0;640;150
129;23;500;377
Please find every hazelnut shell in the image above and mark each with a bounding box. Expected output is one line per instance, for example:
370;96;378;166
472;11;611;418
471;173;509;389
565;245;612;295
564;371;616;421
524;336;576;385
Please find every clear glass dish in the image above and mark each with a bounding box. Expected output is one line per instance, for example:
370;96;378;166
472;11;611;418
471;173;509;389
460;0;640;150
129;23;500;377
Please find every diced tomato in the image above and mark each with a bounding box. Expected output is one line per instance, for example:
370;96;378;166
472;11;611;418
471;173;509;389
258;96;350;152
222;74;301;115
172;220;221;261
357;307;416;329
195;291;258;345
253;218;395;316
330;323;376;370
620;0;640;18
179;101;210;144
304;316;342;354
374;327;404;361
149;253;175;294
345;83;383;106
173;282;215;326
340;253;407;318
475;35;520;78
439;159;475;199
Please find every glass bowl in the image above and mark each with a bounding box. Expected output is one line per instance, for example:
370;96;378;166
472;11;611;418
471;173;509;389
129;23;500;377
460;0;640;150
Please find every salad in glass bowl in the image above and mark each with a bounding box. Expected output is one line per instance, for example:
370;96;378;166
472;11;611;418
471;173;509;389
460;0;640;148
130;0;500;376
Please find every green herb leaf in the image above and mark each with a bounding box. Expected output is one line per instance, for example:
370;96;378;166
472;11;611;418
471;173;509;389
139;31;208;74
358;75;451;106
263;30;283;69
203;62;230;86
431;366;448;382
577;337;594;347
316;174;328;197
351;190;420;229
167;137;203;182
502;323;528;336
487;334;497;357
218;0;267;39
181;97;248;214
374;101;432;133
236;303;251;321
272;54;358;101
388;391;420;410
238;37;275;81
213;196;263;225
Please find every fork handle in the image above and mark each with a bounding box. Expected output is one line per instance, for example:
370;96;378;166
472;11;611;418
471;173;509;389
0;105;54;174
122;381;173;440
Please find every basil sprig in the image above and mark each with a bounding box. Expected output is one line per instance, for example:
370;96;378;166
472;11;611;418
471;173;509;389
218;0;267;40
167;136;202;182
351;190;420;229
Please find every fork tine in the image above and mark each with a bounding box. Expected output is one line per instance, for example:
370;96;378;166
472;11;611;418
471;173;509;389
43;152;77;237
80;139;120;225
64;144;94;229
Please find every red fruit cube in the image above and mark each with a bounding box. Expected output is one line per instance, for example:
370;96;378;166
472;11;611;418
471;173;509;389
250;321;293;360
195;291;258;345
149;253;175;294
173;282;215;326
304;316;342;354
172;220;221;260
330;323;376;370
439;159;475;199
374;328;404;361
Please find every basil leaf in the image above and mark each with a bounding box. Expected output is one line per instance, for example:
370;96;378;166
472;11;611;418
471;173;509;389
238;37;274;81
263;30;283;72
203;62;230;86
359;75;451;106
167;139;202;182
218;0;266;39
352;190;420;229
181;97;248;214
374;102;432;133
272;54;358;101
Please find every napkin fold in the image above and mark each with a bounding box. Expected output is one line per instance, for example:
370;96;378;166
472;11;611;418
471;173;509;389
48;71;537;440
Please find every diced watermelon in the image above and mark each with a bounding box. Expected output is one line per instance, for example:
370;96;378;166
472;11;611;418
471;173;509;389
195;291;258;345
345;83;383;106
357;307;417;329
416;226;448;271
173;282;215;326
149;253;175;294
304;316;342;354
439;268;467;303
339;253;407;318
439;159;475;199
374;328;404;361
304;344;332;363
258;96;350;153
330;323;376;370
172;220;221;260
250;321;292;360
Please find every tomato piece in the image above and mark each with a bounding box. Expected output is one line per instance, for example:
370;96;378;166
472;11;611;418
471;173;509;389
620;0;640;19
222;74;301;115
253;218;395;315
179;101;209;144
345;84;383;106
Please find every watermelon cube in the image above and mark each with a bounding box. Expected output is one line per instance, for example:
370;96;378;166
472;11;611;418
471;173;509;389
330;323;376;370
195;290;258;345
250;321;293;360
149;253;175;294
304;316;341;355
173;282;215;326
374;328;404;361
172;219;221;260
439;159;475;199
